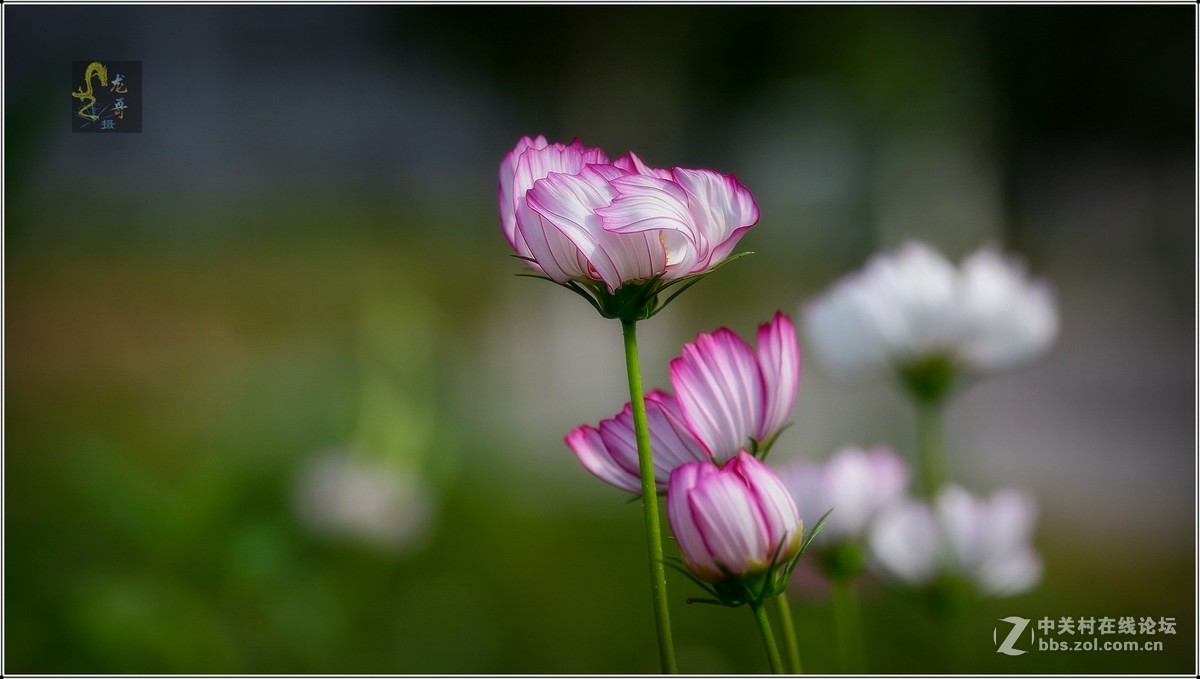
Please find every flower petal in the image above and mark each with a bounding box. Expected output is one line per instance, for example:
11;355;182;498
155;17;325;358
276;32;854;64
527;165;668;292
755;312;801;441
958;248;1058;371
671;328;765;461
513;142;610;283
613;150;673;179
688;471;769;576
597;174;700;278
668;462;723;581
499;135;548;260
729;452;802;559
643;390;712;473
670;168;760;272
868;499;939;586
976;547;1042;596
565;425;641;493
823;447;908;538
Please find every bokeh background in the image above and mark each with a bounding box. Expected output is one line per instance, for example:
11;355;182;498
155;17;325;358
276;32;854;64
4;4;1194;674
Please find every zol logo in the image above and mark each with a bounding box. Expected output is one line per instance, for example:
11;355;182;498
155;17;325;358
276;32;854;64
995;616;1033;656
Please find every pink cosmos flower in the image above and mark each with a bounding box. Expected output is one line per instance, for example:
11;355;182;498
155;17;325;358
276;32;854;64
565;390;710;493
671;312;800;460
565;312;800;494
498;136;760;295
667;452;803;583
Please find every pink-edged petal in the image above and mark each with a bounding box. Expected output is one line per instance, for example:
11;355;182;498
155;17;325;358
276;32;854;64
499;135;549;260
755;312;801;441
671;328;765;462
667;462;723;581
728;452;802;559
565;425;641;493
527;165;667;292
614;150;673;179
688;472;770;576
513;142;610;282
642;390;712;474
670;168;759;272
524;165;624;286
596;174;701;277
598;174;693;235
597;406;647;477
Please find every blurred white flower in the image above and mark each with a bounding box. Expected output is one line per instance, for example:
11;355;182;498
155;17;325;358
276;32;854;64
779;445;909;546
803;241;1057;381
868;485;1042;597
957;248;1059;371
293;449;435;554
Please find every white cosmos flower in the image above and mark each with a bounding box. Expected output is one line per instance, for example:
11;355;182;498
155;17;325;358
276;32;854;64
867;485;1042;597
803;241;1057;377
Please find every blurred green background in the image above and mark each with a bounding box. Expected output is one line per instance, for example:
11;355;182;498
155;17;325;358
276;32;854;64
4;4;1194;674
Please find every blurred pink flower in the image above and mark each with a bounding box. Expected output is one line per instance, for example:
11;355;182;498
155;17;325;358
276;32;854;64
565;390;710;493
671;311;800;459
499;136;760;294
779;445;909;545
668;452;803;583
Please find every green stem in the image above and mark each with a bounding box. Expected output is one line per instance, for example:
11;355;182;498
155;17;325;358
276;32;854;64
830;575;865;673
774;592;803;674
916;400;947;498
751;601;785;674
620;319;678;674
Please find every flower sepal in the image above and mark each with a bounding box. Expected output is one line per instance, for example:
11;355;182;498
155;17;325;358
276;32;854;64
896;353;959;405
517;250;754;322
746;421;792;461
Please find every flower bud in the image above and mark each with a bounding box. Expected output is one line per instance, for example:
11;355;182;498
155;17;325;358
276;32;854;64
668;452;803;588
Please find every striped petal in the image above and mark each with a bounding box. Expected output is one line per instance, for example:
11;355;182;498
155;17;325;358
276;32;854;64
569;390;710;493
597;174;700;279
512;141;610;282
671;328;765;461
755;312;801;441
688;471;769;576
643;390;712;475
613;150;673;179
670;168;759;272
499;135;549;260
565;425;641;493
729;452;802;560
668;462;723;581
526;165;669;292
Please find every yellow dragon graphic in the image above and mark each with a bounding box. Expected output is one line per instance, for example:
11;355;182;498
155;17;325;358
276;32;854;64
72;61;109;122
